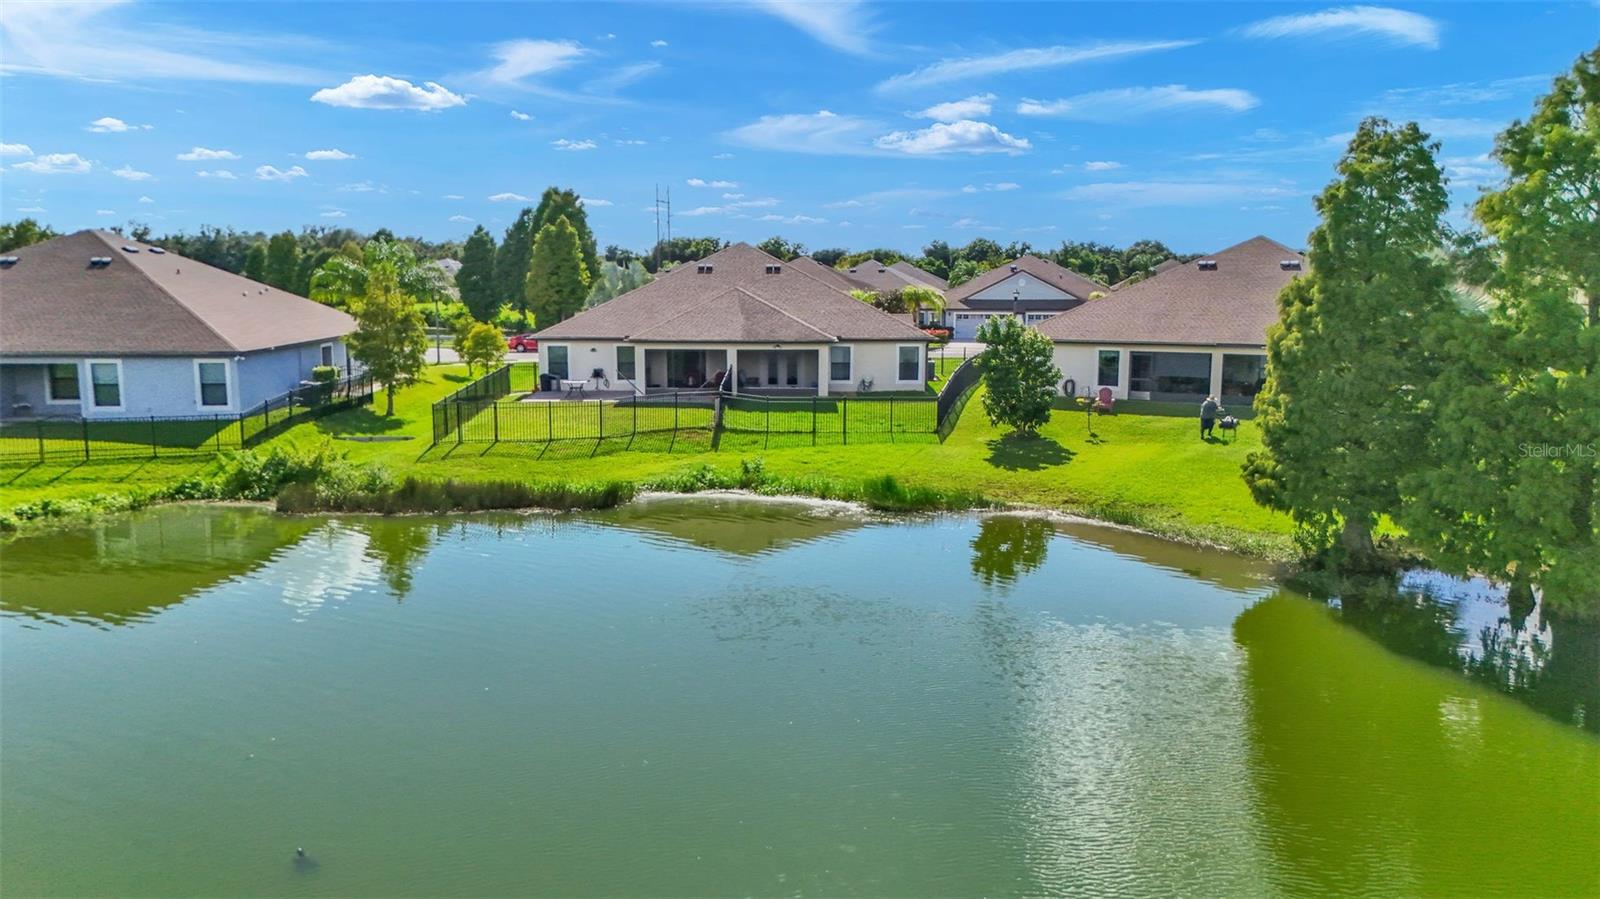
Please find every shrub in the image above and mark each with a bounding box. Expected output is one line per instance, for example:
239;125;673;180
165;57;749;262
310;365;339;383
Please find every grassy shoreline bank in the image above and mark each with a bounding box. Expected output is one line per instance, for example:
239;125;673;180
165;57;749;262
0;364;1296;559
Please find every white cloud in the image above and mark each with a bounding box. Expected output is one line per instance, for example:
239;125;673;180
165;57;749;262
311;75;465;111
578;197;613;206
489;191;532;202
1418;117;1504;140
112;164;152;180
1018;85;1259;121
340;181;378;192
11;152;92;174
0;1;327;85
989;181;1020;191
916;93;995;121
320;209;347;218
448;215;474;224
1083;160;1123;171
87;116;151;132
1375;75;1548;111
138;195;154;203
196;169;236;179
613;138;647;146
1443;153;1500;183
757;213;827;224
877;40;1198;92
952;217;981;229
650;39;669;48
748;0;875;55
1241;5;1440;49
552;138;597;151
687;178;739;188
510;110;532;121
16;206;46;213
721;192;745;200
96;209;116;216
177;146;239;161
1060;179;1299;207
678;197;780;216
875;120;1031;155
479;39;587;84
443;194;465;200
712;153;734;160
304;148;356;160
0;142;33;157
726;109;881;155
255;164;308;182
961;184;978;193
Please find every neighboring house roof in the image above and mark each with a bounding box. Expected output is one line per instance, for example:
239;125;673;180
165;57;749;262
945;255;1108;311
432;258;463;277
1036;236;1305;348
889;260;948;290
0;230;356;356
786;255;861;293
533;243;930;343
838;258;945;296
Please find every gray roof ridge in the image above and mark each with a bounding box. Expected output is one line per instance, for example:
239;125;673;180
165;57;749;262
628;284;836;342
90;230;242;352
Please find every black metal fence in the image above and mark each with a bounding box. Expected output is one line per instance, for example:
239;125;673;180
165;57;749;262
425;355;982;453
0;372;375;465
936;352;984;439
720;394;937;448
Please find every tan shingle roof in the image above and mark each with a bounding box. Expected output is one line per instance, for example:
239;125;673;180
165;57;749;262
946;255;1107;309
534;243;930;343
1036;236;1304;348
0;230;355;356
889;260;948;289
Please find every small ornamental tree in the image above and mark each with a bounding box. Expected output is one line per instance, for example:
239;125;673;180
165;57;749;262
455;321;507;376
346;260;428;416
976;315;1061;436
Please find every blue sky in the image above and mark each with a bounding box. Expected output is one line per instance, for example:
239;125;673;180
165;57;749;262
2;1;1594;255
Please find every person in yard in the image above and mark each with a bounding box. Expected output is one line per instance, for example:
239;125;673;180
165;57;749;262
1200;396;1221;439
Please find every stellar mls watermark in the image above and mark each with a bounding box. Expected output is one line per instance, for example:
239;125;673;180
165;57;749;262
1518;442;1598;459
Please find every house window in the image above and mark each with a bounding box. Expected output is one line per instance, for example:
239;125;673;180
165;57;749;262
616;346;636;380
320;343;334;367
88;360;122;409
897;345;921;382
1097;350;1121;387
547;345;569;379
1222;354;1267;398
829;346;852;381
46;363;80;402
196;360;230;407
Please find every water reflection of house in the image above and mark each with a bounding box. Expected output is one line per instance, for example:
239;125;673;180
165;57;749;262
0;506;315;625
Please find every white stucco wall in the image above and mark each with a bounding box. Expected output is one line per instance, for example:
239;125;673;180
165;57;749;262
537;340;928;395
966;271;1078;302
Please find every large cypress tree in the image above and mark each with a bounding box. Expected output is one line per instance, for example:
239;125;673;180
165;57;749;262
243;242;268;282
263;230;301;292
494;208;538;309
1402;50;1600;610
524;216;590;326
530;187;600;282
1243;118;1455;567
456;225;500;322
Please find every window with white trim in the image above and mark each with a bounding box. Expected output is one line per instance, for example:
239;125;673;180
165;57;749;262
89;361;122;409
45;363;80;402
616;345;636;380
897;345;921;382
547;345;569;379
320;343;334;367
196;360;230;407
828;345;852;381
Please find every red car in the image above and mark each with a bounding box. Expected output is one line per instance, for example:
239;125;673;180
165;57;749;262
506;333;539;352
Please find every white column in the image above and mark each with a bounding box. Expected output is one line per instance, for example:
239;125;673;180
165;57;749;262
817;347;830;396
728;347;739;394
1209;350;1225;398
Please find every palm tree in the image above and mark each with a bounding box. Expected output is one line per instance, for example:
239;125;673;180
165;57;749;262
310;239;451;309
900;284;946;328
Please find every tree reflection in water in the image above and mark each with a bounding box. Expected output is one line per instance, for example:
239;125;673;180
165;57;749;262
970;516;1051;589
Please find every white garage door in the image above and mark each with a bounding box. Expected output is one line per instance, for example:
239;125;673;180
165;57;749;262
951;313;990;341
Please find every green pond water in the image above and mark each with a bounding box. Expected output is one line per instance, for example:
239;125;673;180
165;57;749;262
1;500;1596;897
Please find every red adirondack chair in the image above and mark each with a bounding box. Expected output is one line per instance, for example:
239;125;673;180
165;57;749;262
1095;386;1115;413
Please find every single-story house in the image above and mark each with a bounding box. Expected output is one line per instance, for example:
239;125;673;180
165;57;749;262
1036;235;1303;404
941;255;1109;340
0;230;356;420
532;243;933;395
889;260;947;290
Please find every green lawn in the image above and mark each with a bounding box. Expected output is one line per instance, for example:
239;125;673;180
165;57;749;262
0;363;1292;555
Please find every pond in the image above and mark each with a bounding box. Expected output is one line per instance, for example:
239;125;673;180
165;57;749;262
2;500;1596;897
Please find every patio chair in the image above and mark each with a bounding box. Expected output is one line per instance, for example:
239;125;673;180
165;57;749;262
1094;386;1115;414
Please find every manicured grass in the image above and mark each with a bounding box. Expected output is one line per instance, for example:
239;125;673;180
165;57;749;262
0;363;1292;555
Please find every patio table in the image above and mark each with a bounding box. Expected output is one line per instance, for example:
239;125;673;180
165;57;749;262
560;379;589;398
